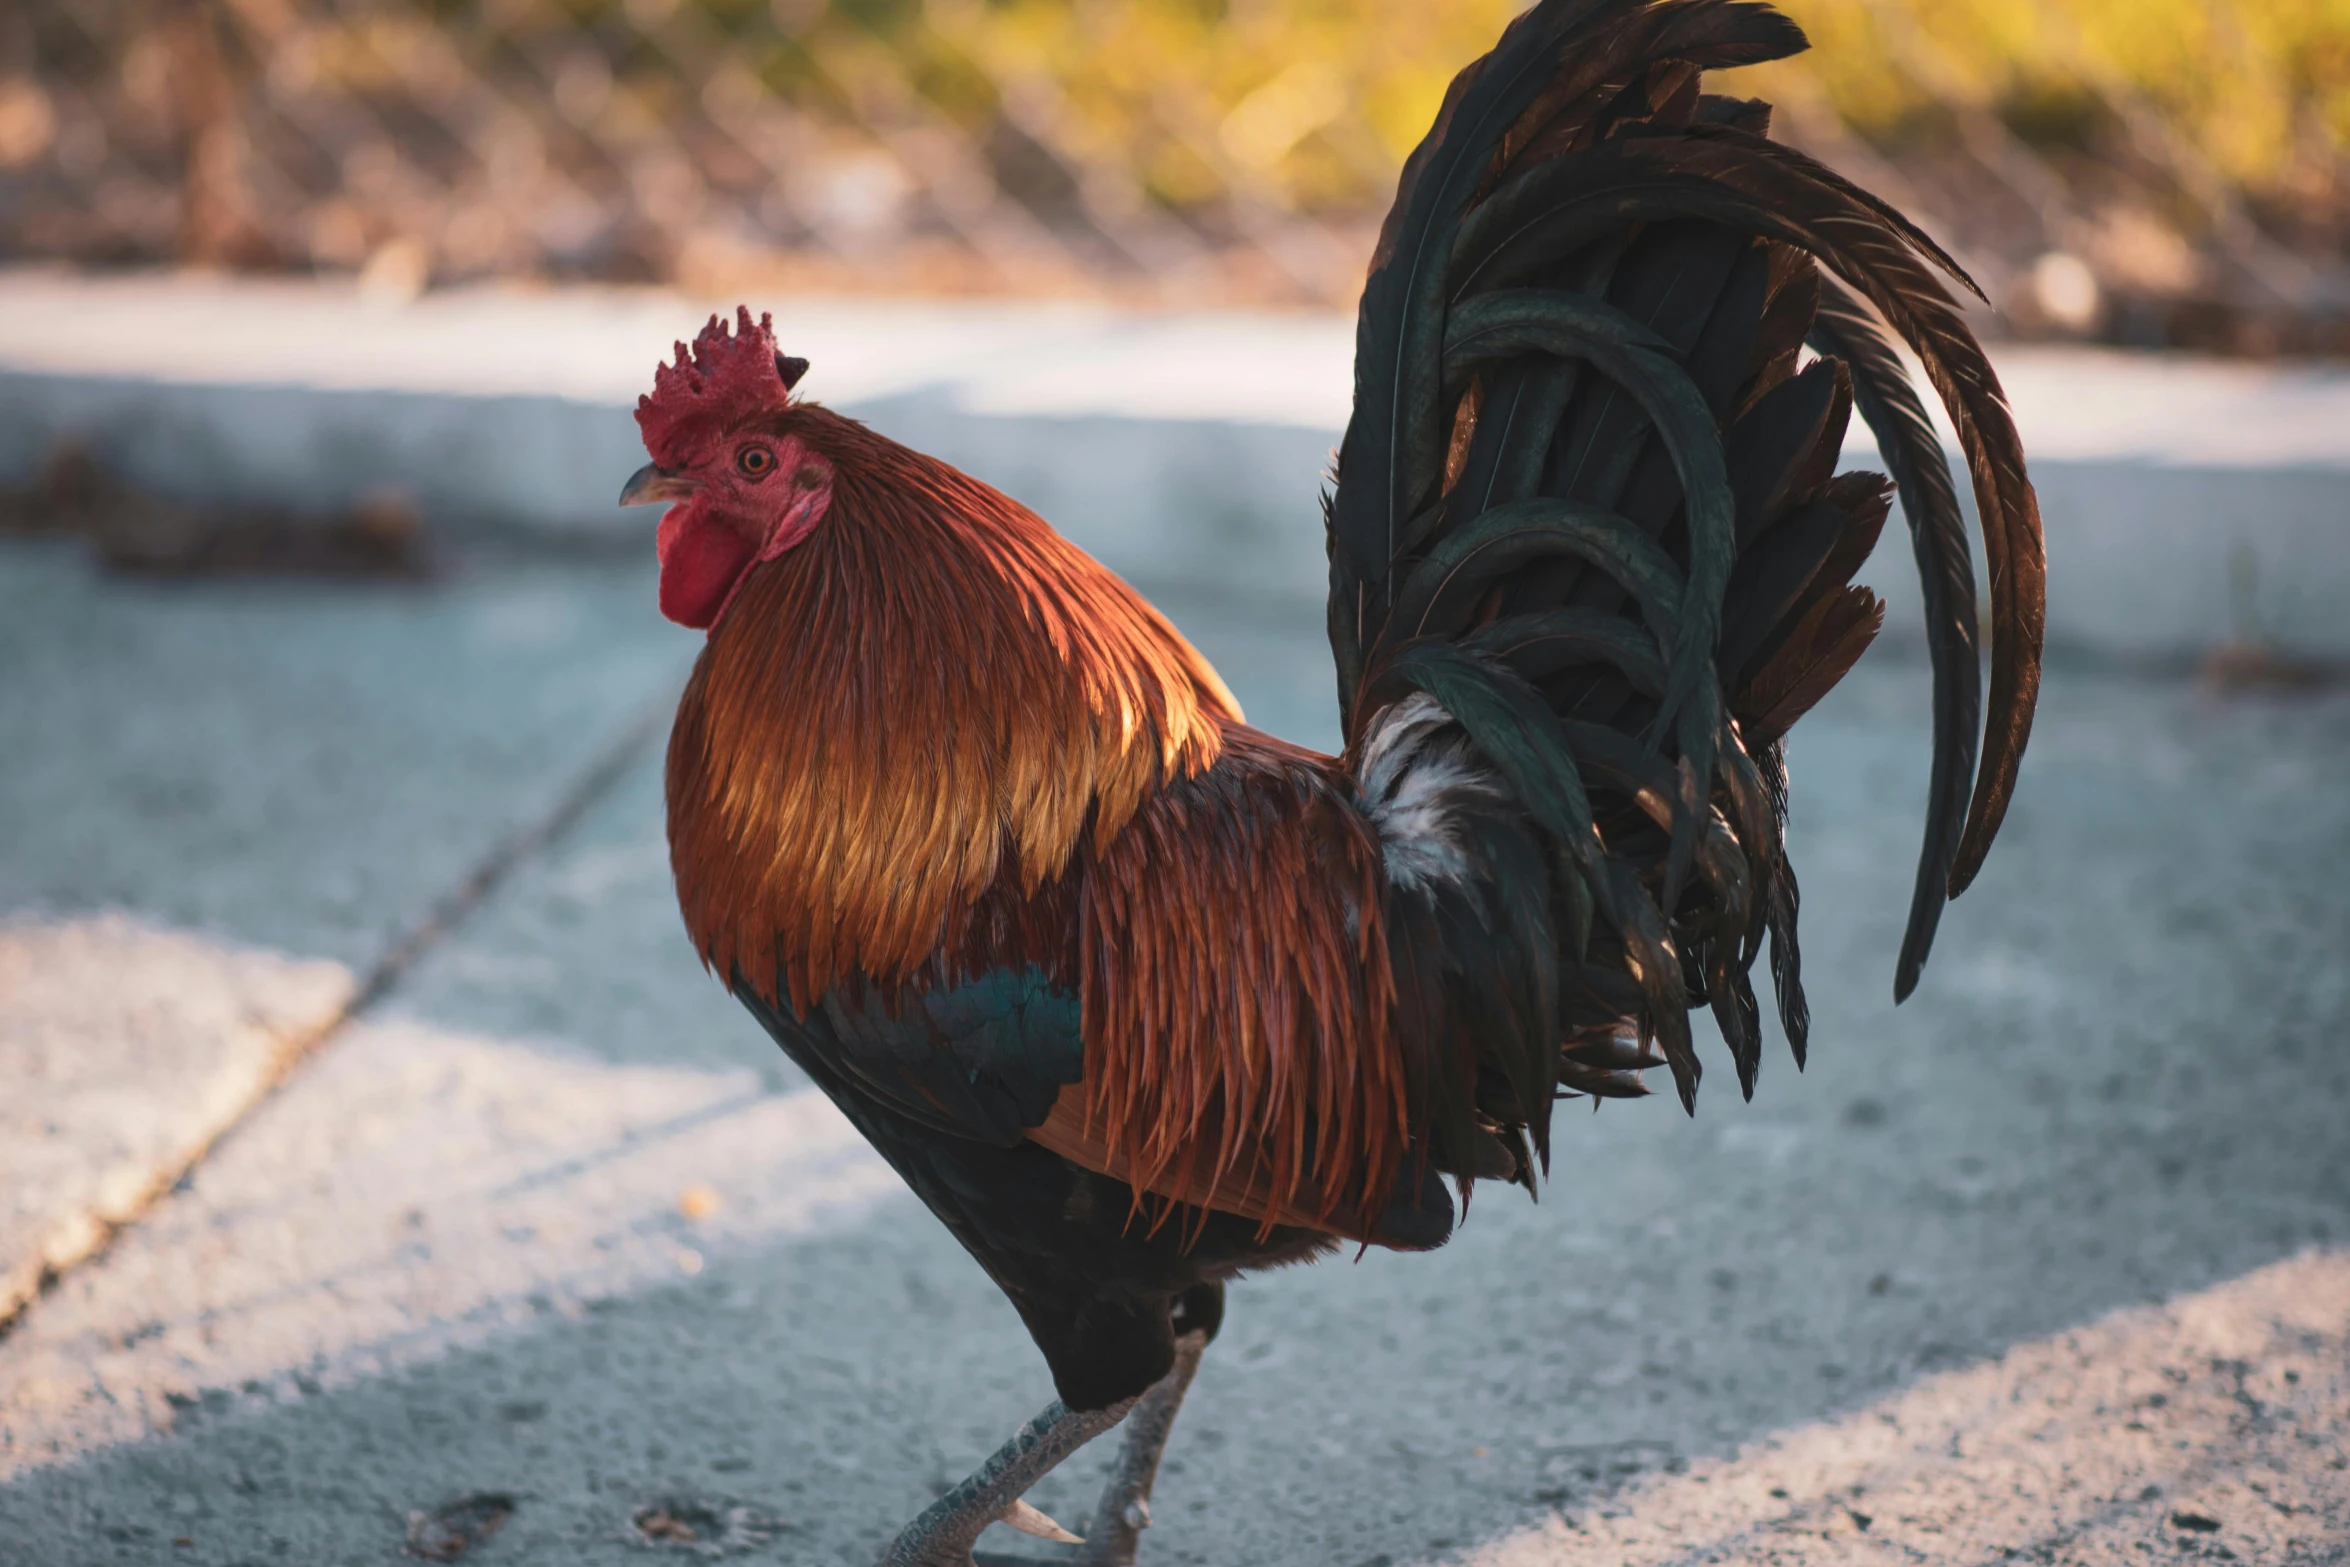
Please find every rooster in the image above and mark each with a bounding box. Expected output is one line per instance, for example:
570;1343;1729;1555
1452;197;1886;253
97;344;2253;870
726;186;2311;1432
617;2;2043;1562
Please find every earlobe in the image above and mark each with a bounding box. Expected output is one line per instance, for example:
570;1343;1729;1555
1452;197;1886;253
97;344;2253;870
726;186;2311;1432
760;481;833;562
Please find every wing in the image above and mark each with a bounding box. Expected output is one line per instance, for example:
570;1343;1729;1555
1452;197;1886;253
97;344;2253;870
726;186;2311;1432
733;740;1450;1252
1027;723;1455;1250
738;966;1086;1149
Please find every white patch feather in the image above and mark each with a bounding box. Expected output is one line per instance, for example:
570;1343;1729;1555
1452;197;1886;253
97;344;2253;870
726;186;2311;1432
1360;694;1504;893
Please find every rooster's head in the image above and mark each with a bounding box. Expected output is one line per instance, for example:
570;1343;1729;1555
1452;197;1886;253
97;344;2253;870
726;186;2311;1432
623;306;825;630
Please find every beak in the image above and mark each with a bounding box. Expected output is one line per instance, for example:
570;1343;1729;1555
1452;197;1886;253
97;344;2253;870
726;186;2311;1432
620;462;697;508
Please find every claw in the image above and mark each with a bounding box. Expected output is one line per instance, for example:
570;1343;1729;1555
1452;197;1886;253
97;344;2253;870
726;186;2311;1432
1000;1499;1083;1545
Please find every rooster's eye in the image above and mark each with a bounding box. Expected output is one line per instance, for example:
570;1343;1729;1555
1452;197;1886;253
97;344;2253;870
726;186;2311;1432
736;445;776;479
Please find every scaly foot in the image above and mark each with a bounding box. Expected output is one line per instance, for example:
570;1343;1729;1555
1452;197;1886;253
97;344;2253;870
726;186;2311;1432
879;1399;1132;1567
1066;1330;1208;1567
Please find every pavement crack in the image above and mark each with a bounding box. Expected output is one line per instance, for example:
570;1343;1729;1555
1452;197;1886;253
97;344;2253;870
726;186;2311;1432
0;702;669;1347
346;703;668;1016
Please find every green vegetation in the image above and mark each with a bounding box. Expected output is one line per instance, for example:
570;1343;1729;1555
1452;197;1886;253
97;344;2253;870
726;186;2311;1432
13;0;2342;329
1760;0;2348;215
754;0;2348;224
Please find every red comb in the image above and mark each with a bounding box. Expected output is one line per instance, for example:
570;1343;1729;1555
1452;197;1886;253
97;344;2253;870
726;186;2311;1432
635;306;807;464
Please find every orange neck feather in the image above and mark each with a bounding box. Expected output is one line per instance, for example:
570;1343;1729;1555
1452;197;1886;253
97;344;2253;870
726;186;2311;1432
666;406;1242;1011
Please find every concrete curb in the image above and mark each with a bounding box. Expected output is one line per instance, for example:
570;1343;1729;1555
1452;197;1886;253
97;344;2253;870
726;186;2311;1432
5;269;2347;661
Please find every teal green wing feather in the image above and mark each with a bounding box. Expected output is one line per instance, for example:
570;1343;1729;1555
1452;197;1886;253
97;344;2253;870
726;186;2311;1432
777;969;1085;1148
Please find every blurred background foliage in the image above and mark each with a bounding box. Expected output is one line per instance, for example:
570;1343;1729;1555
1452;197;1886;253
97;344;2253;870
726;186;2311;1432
3;0;2346;351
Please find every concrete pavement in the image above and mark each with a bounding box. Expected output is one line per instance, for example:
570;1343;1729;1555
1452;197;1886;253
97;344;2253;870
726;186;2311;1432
1;512;2347;1563
6;268;2350;664
0;531;697;1347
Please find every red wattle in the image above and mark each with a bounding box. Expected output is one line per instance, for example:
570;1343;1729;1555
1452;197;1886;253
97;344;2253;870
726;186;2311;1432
657;505;758;630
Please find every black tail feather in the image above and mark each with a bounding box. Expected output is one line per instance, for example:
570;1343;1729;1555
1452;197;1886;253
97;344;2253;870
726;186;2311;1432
1334;0;2038;1154
1808;278;1983;999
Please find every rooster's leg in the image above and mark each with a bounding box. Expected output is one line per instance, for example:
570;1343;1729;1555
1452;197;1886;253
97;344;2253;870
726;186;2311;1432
1066;1326;1209;1567
881;1398;1133;1567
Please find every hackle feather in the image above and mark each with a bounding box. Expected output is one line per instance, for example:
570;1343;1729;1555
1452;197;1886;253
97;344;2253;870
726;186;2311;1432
668;407;1238;1014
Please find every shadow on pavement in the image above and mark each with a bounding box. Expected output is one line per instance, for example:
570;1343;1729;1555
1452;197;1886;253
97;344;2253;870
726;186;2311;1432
3;551;2348;1563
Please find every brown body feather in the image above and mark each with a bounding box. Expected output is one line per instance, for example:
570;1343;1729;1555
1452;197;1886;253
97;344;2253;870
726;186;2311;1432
1051;723;1403;1236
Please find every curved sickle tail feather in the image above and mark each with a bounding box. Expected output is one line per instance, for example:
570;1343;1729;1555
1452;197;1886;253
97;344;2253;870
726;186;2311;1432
1329;0;2043;1186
